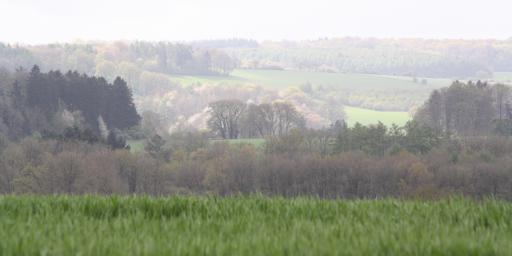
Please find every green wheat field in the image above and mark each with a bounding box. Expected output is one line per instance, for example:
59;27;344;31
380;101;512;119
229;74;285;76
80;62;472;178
1;196;511;255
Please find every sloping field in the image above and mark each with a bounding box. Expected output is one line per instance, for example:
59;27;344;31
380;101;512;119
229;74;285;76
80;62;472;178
231;69;451;90
170;69;452;91
167;69;444;126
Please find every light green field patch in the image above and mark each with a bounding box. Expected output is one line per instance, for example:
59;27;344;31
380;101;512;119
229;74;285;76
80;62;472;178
169;69;452;90
494;72;512;84
231;69;451;90
345;106;410;126
127;139;145;153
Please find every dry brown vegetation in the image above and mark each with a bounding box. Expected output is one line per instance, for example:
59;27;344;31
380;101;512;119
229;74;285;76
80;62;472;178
2;135;512;200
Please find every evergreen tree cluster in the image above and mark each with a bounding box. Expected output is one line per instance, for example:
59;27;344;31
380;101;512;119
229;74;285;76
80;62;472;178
0;65;140;141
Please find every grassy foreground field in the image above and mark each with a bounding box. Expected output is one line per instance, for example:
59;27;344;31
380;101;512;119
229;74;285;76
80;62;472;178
1;196;511;255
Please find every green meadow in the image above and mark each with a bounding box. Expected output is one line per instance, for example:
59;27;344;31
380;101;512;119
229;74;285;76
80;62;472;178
170;69;451;90
345;106;410;126
127;139;145;153
494;72;512;84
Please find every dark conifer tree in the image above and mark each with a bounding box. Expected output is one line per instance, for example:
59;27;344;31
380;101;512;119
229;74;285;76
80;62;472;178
105;77;140;130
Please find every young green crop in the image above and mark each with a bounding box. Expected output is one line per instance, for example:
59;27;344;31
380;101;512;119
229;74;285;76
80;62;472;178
0;196;511;255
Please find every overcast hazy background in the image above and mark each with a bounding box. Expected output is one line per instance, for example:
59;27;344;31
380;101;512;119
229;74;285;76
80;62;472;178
1;0;511;43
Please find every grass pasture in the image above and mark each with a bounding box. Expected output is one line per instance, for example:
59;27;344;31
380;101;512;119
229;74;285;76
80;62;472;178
231;69;452;90
0;196;511;255
127;139;145;153
345;106;411;126
170;69;452;91
167;69;446;126
494;72;512;84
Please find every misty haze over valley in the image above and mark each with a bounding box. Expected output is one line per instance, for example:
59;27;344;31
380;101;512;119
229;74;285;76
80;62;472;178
1;1;512;255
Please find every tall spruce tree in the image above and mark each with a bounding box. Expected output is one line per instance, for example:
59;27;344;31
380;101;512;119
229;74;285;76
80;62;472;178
105;77;140;130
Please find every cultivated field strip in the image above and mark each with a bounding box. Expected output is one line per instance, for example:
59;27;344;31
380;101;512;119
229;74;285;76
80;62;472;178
0;196;511;255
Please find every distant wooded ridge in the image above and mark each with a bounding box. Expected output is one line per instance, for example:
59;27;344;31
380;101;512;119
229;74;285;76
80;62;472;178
2;38;512;78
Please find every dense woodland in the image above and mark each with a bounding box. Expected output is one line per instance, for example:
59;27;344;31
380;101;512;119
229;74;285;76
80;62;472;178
3;39;512;127
4;38;512;79
0;42;238;77
228;38;512;78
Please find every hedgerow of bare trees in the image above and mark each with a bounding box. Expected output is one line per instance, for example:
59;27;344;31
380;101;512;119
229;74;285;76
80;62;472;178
2;133;512;199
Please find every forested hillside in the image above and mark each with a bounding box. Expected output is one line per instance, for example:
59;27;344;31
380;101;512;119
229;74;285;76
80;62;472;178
0;69;511;198
0;41;238;79
227;38;512;78
4;39;512;132
3;39;512;135
4;38;512;82
1;62;511;198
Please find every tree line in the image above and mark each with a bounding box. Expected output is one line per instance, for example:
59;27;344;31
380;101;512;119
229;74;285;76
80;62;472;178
0;42;238;77
129;42;238;75
2;130;512;200
229;38;512;78
416;81;512;136
6;39;512;79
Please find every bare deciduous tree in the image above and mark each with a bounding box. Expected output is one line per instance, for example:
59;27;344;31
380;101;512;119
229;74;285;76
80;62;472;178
241;102;305;137
273;102;306;136
207;100;246;139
